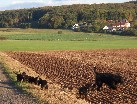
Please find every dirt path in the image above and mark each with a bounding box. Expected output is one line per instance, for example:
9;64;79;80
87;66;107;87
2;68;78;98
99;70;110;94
0;63;40;104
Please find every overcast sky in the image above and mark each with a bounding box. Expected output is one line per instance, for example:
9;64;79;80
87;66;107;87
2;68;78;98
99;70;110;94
0;0;130;8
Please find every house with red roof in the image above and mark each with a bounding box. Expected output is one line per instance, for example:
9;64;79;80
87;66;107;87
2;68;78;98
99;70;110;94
103;19;130;32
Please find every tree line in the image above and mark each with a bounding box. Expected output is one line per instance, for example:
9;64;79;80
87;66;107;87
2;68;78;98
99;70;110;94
0;2;137;35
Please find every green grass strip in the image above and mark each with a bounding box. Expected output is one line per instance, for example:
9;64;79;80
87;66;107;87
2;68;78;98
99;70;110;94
0;40;137;51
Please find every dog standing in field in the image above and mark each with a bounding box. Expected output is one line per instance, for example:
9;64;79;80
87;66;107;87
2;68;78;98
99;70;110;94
92;66;123;91
15;72;26;82
27;76;39;85
37;78;48;90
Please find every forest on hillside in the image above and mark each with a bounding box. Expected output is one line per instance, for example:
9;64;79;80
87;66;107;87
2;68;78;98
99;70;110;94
0;2;137;35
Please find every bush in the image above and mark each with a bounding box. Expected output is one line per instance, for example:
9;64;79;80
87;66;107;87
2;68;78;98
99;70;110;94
121;28;137;36
74;28;81;32
58;31;63;34
20;23;31;29
0;36;7;40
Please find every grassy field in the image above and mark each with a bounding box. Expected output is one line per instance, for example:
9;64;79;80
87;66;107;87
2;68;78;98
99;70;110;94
1;40;137;51
0;28;137;51
0;28;137;103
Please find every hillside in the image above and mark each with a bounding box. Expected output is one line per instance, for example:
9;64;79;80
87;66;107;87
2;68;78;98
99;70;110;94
0;2;137;34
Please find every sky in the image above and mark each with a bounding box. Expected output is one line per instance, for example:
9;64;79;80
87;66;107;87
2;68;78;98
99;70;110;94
0;0;130;8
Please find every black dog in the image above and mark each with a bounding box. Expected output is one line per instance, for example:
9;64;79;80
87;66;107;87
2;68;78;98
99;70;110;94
37;78;48;90
78;83;92;98
28;76;39;85
92;66;123;91
15;72;26;82
16;73;24;82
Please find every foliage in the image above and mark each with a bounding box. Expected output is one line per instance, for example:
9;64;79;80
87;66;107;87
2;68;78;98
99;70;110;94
0;36;7;40
58;31;63;34
0;3;137;34
20;23;31;29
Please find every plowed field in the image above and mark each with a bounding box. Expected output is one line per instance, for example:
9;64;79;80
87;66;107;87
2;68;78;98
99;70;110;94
6;49;137;104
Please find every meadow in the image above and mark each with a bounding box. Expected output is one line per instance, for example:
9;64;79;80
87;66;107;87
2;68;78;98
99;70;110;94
0;28;137;51
1;28;137;103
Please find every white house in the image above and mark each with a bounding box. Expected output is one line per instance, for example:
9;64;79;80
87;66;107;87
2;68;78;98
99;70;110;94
72;24;79;29
103;26;113;32
103;19;131;32
112;19;130;29
103;26;109;30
